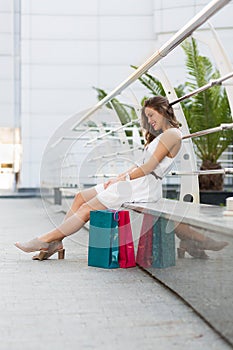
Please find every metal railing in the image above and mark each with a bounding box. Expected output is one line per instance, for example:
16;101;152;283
40;0;232;200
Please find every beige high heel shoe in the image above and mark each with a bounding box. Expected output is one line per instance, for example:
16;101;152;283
177;239;209;259
15;238;49;253
193;237;229;251
32;240;65;261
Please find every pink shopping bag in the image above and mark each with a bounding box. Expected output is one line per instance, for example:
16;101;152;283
118;211;136;268
136;213;154;268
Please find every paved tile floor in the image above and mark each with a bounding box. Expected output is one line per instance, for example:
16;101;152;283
0;198;231;350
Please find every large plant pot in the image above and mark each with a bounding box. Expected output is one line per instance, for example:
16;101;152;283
199;161;224;191
200;191;233;206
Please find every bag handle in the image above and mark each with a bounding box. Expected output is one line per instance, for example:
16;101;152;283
107;209;120;222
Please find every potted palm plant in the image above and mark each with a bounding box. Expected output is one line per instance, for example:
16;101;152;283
180;37;233;191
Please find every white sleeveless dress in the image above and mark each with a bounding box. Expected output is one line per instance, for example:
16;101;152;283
95;129;182;210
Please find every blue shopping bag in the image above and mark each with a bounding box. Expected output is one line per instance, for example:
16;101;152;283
152;217;176;268
88;210;119;269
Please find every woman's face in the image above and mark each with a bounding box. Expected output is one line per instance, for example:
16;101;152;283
144;107;169;131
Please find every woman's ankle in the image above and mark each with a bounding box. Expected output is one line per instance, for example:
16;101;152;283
39;234;65;243
38;236;49;243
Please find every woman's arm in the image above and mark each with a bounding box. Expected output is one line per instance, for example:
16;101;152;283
103;165;138;189
117;165;138;178
120;129;181;181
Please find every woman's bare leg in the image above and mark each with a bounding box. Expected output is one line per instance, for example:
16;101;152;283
175;222;228;254
38;196;107;243
175;223;208;242
63;187;98;222
14;188;104;255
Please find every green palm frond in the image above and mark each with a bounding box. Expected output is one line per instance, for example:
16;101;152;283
110;99;131;124
131;65;165;96
92;87;112;109
93;87;132;125
174;84;186;98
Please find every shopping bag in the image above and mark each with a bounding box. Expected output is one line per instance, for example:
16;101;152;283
88;210;119;269
136;213;154;268
118;210;136;268
152;217;175;268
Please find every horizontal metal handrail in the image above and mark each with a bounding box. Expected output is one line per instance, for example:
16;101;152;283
182;123;233;139
88;146;143;162
170;71;233;106
85;119;140;145
89;168;233;179
169;168;233;176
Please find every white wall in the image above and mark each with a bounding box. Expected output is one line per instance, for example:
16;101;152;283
20;0;157;188
19;0;233;188
0;0;15;127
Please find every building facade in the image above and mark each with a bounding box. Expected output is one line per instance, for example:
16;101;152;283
0;0;233;189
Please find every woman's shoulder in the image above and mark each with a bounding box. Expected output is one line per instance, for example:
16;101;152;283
158;128;182;149
147;128;182;148
161;128;182;139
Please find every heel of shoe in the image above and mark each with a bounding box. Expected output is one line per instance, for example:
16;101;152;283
33;250;48;261
58;249;65;260
177;247;185;258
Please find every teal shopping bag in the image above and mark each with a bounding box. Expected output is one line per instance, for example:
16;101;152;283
88;210;119;269
152;217;175;268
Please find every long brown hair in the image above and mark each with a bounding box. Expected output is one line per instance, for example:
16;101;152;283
141;95;180;146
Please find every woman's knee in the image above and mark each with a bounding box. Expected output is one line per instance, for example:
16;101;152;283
75;188;97;204
78;203;91;222
74;192;85;205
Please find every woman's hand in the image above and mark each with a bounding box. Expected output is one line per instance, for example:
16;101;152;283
104;178;118;189
104;174;127;189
